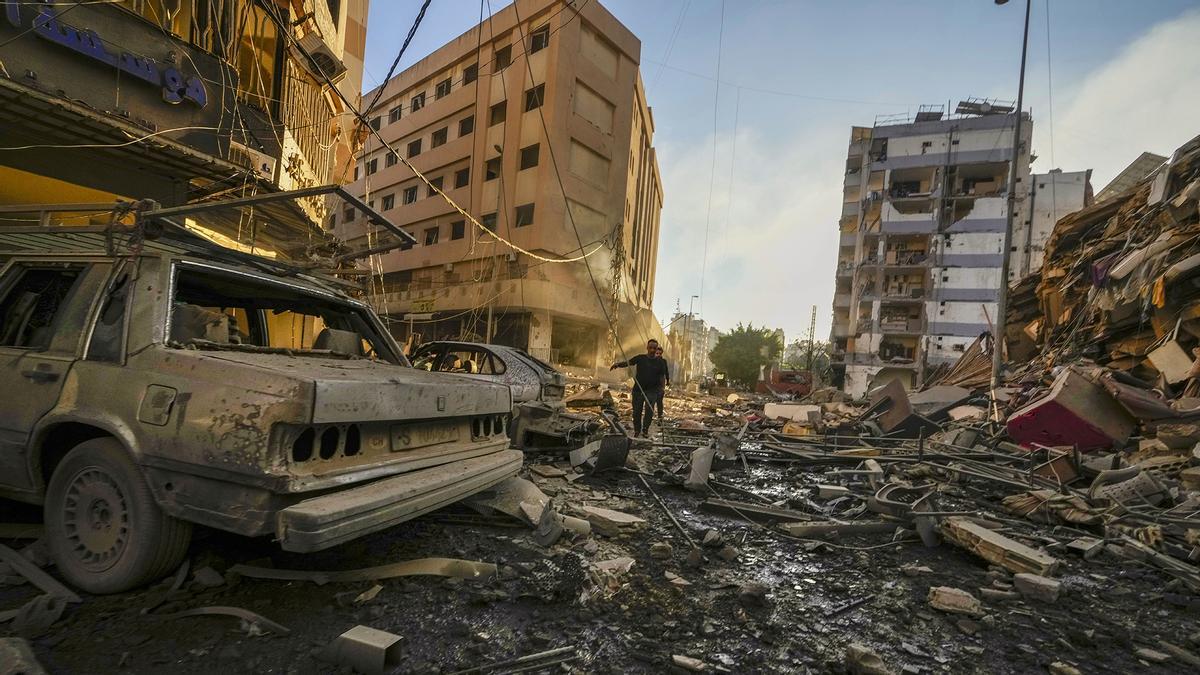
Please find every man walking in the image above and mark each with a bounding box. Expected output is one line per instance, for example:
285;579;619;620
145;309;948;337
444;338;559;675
610;339;669;438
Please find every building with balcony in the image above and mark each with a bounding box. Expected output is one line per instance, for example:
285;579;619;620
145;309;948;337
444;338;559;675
0;1;369;257
336;0;664;373
829;99;1057;397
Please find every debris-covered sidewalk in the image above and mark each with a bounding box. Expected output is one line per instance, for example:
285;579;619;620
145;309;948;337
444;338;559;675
4;379;1200;674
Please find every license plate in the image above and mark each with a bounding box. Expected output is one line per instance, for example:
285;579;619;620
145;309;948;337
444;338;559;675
391;423;459;451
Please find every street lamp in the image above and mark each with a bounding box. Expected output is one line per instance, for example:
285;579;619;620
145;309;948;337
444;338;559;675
991;0;1031;395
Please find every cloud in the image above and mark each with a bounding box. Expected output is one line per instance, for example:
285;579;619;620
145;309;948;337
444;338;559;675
1039;8;1200;187
653;121;848;341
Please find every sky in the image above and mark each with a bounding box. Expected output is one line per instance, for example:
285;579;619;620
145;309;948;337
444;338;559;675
362;0;1200;344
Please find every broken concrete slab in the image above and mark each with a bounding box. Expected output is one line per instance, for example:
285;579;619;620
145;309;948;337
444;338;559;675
592;557;635;574
940;517;1061;576
649;542;673;559
577;506;645;537
762;402;822;423
927;586;983;616
1013;573;1062;603
671;654;708;672
816;485;851;499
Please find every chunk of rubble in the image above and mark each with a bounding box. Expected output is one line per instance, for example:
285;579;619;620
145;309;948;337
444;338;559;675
578;505;646;537
1012;573;1061;603
592;557;635;574
844;642;893;675
672;654;709;672
927;587;983;616
649;542;673;559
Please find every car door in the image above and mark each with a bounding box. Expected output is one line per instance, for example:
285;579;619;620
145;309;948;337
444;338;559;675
0;260;103;491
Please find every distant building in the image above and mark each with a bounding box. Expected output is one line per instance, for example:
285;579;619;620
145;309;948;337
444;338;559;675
337;0;664;373
829;99;1037;398
0;1;370;257
667;313;717;382
1095;152;1167;203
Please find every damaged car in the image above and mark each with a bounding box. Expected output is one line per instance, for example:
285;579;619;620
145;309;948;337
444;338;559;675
411;341;604;450
0;229;521;593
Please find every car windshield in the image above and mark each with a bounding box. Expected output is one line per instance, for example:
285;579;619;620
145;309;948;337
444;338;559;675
169;264;404;364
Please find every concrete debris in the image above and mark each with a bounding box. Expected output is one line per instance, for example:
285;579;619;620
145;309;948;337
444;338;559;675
845;642;894;675
940;517;1061;576
927;587;983;616
664;571;691;587
650;542;674;559
736;582;770;609
0;637;47;675
322;625;403;675
1133;647;1171;664
1047;662;1082;675
1012;573;1062;603
592;557;636;574
0;545;80;604
192;566;225;589
671;654;709;672
578;505;646;537
12;594;67;637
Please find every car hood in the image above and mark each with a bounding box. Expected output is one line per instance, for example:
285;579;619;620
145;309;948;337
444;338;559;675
187;351;512;424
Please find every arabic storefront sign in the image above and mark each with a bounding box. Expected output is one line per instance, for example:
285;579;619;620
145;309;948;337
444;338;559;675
4;2;207;107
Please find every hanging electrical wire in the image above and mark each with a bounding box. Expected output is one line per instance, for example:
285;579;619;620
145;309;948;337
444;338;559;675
697;0;726;321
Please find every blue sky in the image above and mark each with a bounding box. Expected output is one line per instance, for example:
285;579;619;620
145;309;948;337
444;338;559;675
363;0;1200;342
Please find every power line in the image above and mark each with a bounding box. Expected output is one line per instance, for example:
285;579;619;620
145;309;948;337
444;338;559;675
360;0;433;120
649;0;691;91
697;0;725;323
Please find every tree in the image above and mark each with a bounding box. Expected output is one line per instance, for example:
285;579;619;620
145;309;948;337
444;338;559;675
708;323;783;388
783;339;833;384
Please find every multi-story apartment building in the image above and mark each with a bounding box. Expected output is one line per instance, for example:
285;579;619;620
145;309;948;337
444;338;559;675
829;100;1036;397
336;0;664;373
0;1;369;257
666;312;718;383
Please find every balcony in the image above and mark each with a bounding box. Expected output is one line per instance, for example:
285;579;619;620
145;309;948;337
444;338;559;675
883;250;929;267
844;171;862;187
836;261;856;276
841;201;860;219
833;293;852;307
880;317;924;334
882;287;926;302
840;232;857;246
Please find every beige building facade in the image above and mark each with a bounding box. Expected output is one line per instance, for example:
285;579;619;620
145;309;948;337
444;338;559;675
337;0;664;372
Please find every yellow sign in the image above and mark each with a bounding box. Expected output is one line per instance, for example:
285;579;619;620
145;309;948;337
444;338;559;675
412;299;435;313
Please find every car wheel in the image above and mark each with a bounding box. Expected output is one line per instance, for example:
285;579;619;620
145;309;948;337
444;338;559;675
44;438;191;594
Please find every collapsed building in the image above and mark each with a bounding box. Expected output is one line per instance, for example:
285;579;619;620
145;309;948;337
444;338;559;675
829;99;1092;398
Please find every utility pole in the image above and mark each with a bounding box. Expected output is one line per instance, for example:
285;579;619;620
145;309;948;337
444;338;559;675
805;304;817;372
991;0;1031;393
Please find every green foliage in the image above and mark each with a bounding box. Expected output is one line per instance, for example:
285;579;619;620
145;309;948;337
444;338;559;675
708;323;783;388
783;339;833;384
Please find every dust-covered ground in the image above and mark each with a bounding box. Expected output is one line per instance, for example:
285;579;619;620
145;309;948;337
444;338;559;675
3;397;1200;674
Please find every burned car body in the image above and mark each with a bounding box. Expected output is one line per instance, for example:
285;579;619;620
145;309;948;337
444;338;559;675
410;341;566;403
0;229;520;593
410;341;603;450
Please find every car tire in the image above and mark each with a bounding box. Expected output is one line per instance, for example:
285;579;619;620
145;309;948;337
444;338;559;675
44;438;191;594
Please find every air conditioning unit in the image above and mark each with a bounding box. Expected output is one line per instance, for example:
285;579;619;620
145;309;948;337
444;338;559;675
443;263;454;273
229;141;276;179
296;32;347;83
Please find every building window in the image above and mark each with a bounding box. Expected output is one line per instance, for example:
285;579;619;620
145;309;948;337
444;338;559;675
515;203;535;227
403;186;418;204
454;167;470;188
411;92;425;112
530;25;550;54
344;207;355;222
485;158;501;181
489;101;506;126
388;106;402;123
436;78;452;99
431;127;448;148
459;115;475;136
451;220;466;240
519;144;539;170
463;63;478;84
369;117;381;131
428;176;444;197
408;139;422;158
494;45;511;70
481;213;497;232
353;165;359;181
424;227;439;245
524;84;545;111
382;194;395;210
328;212;336;227
235;2;279;114
366;158;378;175
385;151;398;167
